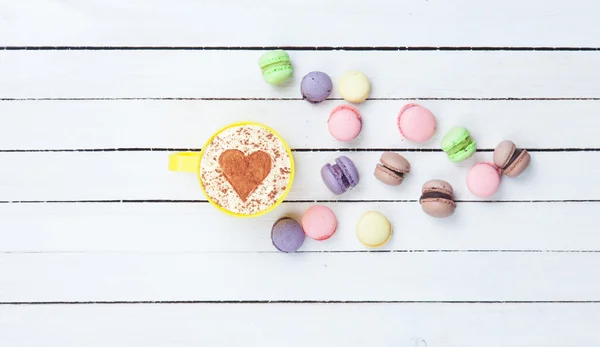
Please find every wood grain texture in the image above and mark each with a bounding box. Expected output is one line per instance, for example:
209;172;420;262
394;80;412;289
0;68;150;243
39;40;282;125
1;304;600;347
1;0;599;47
1;51;600;98
1;100;599;150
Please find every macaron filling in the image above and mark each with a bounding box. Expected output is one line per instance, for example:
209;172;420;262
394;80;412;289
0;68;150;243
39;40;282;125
419;191;453;202
378;163;405;178
446;136;475;156
502;148;523;169
327;163;351;189
262;63;293;76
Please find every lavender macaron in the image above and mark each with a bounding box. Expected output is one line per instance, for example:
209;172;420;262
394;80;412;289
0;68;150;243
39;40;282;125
271;217;305;253
301;71;333;103
321;156;359;195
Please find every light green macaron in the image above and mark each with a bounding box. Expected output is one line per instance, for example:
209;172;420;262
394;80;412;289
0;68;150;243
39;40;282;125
356;211;392;248
258;50;293;85
441;126;476;162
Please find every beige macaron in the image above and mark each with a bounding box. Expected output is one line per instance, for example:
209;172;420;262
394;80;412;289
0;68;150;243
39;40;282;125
374;152;411;186
419;179;456;218
493;140;531;177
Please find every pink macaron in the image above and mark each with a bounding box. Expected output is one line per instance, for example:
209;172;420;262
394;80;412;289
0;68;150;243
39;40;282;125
397;104;437;143
328;105;362;142
301;205;337;241
466;162;502;198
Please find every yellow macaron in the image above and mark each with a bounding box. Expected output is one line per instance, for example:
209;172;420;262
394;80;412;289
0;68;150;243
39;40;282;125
356;211;392;248
338;70;371;103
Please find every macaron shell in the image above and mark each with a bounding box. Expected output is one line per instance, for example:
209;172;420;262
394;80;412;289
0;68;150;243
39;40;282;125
258;50;290;67
302;205;338;241
328;105;362;141
259;50;289;64
263;65;293;85
374;164;403;186
467;163;502;198
448;140;476;162
335;156;359;187
356;211;392;248
379;152;410;173
338;71;371;103
421;179;454;196
301;71;333;103
504;150;531;177
320;164;347;195
493;140;516;168
271;217;305;253
397;104;437;143
421;199;456;218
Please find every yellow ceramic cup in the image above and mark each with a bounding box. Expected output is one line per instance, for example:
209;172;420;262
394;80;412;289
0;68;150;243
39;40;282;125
168;122;295;218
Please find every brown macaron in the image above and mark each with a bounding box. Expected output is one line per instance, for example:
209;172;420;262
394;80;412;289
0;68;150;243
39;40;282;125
374;152;411;186
419;179;456;218
493;140;531;177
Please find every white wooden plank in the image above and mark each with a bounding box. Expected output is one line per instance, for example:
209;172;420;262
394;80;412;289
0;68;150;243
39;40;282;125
1;303;599;347
1;252;599;301
0;151;592;201
1;100;599;150
0;202;598;253
2;0;599;47
2;51;600;98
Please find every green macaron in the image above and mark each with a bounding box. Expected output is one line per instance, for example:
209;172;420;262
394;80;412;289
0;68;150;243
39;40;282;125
441;126;476;162
258;50;293;85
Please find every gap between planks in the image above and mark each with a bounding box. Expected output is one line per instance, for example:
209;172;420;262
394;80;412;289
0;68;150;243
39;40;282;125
0;199;599;204
3;250;600;255
0;148;597;153
3;300;600;305
3;46;600;51
3;97;600;101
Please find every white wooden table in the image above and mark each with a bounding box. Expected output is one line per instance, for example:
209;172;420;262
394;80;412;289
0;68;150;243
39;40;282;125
1;1;600;346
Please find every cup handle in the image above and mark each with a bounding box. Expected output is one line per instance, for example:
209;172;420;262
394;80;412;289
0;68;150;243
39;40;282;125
168;152;202;173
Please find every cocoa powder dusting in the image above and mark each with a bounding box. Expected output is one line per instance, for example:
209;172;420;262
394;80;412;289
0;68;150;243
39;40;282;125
218;149;272;202
267;188;278;201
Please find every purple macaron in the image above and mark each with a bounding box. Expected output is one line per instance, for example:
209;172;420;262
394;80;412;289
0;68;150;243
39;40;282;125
301;71;333;103
271;217;305;253
320;156;359;195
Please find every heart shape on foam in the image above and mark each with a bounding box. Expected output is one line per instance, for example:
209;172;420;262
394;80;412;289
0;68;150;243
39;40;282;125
218;149;273;201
